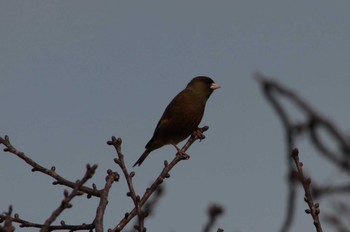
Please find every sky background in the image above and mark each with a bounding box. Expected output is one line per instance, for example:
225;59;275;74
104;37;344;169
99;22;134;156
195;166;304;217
1;1;350;231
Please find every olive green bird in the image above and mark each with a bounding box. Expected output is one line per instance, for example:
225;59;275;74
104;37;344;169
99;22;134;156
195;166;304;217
133;76;220;167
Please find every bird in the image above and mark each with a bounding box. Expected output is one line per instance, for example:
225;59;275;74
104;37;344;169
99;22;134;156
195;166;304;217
133;76;220;167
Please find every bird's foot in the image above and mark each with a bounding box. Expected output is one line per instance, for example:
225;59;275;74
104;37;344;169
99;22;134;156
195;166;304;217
177;149;190;160
172;144;190;160
192;129;206;141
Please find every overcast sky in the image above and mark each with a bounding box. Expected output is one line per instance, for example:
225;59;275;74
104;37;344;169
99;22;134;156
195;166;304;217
1;1;350;232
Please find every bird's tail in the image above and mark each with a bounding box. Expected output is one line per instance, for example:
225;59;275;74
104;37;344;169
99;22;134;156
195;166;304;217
133;149;151;167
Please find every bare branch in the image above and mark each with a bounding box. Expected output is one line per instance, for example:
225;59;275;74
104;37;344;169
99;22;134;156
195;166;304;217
256;73;298;232
41;164;97;232
203;204;224;232
0;212;94;231
0;136;101;198
108;137;145;232
94;170;119;232
142;185;164;219
256;72;350;231
291;149;323;232
313;183;350;198
110;126;209;232
255;73;350;173
0;206;14;232
0;124;213;231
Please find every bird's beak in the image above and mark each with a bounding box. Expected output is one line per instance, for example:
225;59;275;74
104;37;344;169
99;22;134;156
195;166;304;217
210;82;221;90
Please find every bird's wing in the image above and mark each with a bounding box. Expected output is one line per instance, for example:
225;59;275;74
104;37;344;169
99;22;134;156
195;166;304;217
156;89;192;127
145;89;204;149
146;90;191;143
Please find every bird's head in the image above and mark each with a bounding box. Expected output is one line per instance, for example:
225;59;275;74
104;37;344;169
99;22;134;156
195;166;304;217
186;76;220;98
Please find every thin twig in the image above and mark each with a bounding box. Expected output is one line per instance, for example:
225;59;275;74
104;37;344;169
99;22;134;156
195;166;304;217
94;170;119;232
0;213;94;231
110;126;209;232
256;72;350;231
108;137;145;232
312;183;350;198
291;149;323;232
0;136;101;198
142;185;164;219
255;73;350;173
256;74;298;232
41;164;97;232
0;206;14;232
203;204;224;232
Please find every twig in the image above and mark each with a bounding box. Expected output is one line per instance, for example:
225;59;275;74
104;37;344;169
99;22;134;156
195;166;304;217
108;137;145;232
110;126;209;232
323;201;350;232
0;213;94;231
94;170;119;232
0;135;101;198
256;73;298;232
203;204;224;232
256;72;350;231
291;149;323;232
142;185;164;218
312;183;350;198
0;206;14;232
41;164;97;232
255;73;350;173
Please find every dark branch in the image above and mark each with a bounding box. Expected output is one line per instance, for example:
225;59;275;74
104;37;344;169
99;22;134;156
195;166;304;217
256;73;350;231
0;135;101;198
94;170;119;232
0;213;94;231
41;164;97;232
256;73;350;173
110;126;209;232
291;149;323;232
203;204;224;232
256;73;298;232
108;137;145;232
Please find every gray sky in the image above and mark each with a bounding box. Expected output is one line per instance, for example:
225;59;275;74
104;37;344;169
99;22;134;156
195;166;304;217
1;1;350;231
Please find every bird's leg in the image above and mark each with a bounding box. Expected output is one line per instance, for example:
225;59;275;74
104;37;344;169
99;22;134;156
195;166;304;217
171;144;189;159
192;128;206;141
